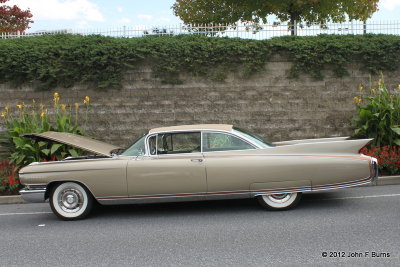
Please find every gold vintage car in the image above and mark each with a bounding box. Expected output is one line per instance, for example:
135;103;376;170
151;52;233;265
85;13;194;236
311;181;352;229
19;124;378;220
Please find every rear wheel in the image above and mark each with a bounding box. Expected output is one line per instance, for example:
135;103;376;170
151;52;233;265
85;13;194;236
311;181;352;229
257;192;302;211
49;182;94;220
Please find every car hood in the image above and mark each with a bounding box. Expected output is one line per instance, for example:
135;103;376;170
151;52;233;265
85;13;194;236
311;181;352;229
23;131;121;157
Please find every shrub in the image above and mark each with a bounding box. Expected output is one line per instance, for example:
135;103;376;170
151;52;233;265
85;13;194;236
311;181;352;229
352;75;400;147
0;34;399;90
0;92;90;173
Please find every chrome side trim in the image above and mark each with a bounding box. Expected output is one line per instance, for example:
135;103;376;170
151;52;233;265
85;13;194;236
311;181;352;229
19;187;46;203
252;186;312;197
311;177;373;192
97;192;250;205
252;176;374;197
98;195;205;205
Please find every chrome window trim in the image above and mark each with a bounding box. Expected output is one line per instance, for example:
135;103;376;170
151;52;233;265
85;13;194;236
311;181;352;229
145;131;203;157
144;129;262;157
201;130;257;152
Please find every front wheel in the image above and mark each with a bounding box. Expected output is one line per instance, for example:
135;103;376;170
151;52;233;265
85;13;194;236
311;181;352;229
257;192;302;211
49;182;94;220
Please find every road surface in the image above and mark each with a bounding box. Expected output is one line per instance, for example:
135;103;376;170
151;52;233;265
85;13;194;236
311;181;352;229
0;185;399;266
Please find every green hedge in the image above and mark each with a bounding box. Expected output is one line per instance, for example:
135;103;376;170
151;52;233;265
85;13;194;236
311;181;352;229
0;34;399;90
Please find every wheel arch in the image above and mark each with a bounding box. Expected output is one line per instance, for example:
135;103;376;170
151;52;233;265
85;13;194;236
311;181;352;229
45;180;97;202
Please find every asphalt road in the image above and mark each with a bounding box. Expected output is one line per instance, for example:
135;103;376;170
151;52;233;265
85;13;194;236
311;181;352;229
1;185;400;267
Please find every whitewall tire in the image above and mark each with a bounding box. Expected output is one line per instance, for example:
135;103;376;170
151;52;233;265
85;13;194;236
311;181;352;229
257;192;302;211
50;182;94;220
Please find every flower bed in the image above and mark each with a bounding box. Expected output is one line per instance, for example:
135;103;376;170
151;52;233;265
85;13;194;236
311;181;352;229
360;146;400;176
0;159;19;195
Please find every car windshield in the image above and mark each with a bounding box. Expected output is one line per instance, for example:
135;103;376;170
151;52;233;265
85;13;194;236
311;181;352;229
232;127;274;148
120;135;146;156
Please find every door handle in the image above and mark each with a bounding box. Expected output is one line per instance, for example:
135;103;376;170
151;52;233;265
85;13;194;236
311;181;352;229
190;158;203;162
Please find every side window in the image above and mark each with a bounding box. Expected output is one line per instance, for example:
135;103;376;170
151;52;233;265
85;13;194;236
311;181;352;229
202;132;255;152
148;135;157;155
157;132;201;154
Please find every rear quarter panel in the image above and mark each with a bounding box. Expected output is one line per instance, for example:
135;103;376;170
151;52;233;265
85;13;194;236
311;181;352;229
204;149;371;193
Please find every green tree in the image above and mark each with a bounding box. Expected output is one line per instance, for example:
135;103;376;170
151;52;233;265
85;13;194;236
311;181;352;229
172;0;379;35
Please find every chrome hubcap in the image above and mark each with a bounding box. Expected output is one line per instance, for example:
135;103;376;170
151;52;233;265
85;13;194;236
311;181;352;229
267;193;291;203
58;188;83;213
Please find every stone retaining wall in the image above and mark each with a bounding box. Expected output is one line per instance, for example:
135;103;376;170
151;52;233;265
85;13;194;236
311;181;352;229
1;58;399;147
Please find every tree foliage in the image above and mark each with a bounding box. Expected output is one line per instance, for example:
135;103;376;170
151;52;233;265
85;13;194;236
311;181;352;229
0;0;33;33
172;0;379;26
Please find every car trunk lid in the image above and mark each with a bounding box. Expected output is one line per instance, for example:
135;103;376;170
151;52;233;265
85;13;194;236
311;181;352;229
22;131;121;157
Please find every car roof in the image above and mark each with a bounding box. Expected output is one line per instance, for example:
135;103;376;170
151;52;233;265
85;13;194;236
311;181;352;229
148;124;233;134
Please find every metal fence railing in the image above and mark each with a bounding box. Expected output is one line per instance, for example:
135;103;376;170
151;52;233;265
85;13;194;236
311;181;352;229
1;21;400;40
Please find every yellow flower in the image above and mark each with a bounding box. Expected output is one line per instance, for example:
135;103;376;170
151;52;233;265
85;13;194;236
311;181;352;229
1;112;6;118
61;104;67;111
398;84;400;90
17;104;23;109
83;96;90;104
357;84;363;92
353;97;362;104
40;112;45;118
371;88;376;94
4;106;9;112
74;103;79;110
45;109;48;114
53;92;60;103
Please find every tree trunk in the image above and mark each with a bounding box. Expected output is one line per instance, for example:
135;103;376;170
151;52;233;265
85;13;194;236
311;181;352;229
290;17;297;36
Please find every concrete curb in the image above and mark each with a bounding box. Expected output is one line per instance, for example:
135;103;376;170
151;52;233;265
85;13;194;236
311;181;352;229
0;195;25;204
1;176;400;205
375;175;400;186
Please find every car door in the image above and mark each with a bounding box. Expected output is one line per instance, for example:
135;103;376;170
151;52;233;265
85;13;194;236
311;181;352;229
202;131;257;198
126;131;207;199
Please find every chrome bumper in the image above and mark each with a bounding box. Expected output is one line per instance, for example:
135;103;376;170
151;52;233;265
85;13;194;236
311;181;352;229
371;157;379;183
19;186;46;203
